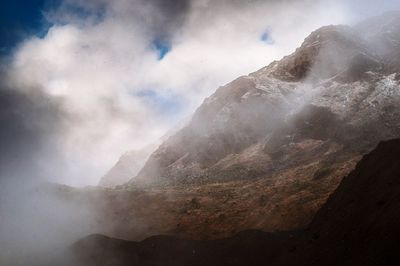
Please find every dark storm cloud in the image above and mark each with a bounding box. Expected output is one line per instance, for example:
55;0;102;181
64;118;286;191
150;0;190;26
144;0;301;40
50;0;191;40
142;0;191;40
0;69;62;183
146;0;268;30
52;0;290;41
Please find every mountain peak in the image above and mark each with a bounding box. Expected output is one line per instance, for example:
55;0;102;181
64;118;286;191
127;13;400;188
263;24;380;82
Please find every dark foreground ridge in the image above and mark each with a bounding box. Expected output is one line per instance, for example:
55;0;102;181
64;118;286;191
73;139;400;265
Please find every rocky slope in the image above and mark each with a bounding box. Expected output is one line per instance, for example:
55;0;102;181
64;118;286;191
99;144;157;188
73;138;400;265
99;119;188;187
105;11;400;190
58;155;356;241
130;13;400;188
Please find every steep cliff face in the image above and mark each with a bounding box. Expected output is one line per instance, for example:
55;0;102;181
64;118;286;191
131;15;400;187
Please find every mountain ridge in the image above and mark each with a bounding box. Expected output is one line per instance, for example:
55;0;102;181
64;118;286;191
129;13;400;187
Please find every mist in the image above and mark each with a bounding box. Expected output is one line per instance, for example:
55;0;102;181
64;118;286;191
1;0;399;265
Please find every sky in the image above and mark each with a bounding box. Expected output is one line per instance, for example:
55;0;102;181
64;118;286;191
0;0;399;187
0;0;51;55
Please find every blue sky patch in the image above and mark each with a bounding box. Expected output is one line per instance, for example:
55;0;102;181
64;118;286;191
136;89;182;122
57;2;106;25
0;0;53;56
260;30;274;45
151;38;172;60
0;0;106;57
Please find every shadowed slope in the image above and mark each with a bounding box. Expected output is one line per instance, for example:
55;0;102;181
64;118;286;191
73;139;400;265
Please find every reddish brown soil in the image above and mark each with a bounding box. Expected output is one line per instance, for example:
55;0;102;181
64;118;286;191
55;151;358;241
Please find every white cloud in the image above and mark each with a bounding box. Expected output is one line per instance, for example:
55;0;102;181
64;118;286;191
5;0;384;186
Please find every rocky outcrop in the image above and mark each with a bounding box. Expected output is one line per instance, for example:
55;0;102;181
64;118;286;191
267;25;379;82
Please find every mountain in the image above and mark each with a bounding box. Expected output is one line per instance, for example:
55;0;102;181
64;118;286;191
66;12;400;243
98;118;190;187
130;13;400;188
73;138;400;265
98;144;157;188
